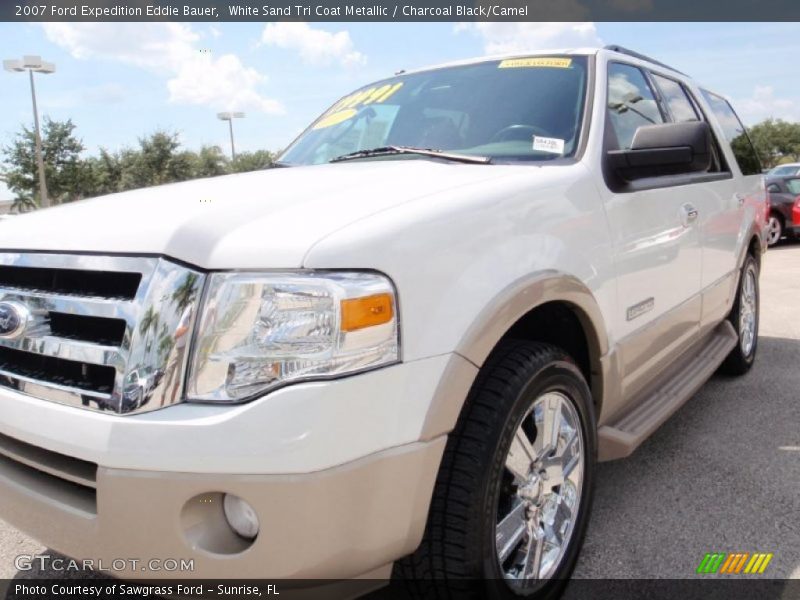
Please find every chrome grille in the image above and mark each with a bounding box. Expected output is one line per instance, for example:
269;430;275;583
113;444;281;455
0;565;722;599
0;264;141;299
0;253;205;415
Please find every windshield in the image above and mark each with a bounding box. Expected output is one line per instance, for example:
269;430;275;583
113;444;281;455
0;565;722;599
279;56;589;166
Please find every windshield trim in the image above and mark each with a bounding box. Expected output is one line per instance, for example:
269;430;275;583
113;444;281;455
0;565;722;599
277;54;596;168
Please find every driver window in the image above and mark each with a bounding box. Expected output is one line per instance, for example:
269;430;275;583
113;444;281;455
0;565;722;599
607;63;664;150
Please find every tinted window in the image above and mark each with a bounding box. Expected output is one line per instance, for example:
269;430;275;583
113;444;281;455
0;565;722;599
701;90;762;175
280;56;589;165
787;179;800;195
652;74;699;122
606;63;664;149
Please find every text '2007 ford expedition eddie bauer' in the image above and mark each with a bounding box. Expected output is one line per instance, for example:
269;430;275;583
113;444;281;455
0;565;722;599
0;46;767;598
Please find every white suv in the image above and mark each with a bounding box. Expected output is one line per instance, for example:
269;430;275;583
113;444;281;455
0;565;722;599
0;46;767;597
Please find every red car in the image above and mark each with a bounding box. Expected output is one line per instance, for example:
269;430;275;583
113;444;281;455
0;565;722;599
765;176;800;245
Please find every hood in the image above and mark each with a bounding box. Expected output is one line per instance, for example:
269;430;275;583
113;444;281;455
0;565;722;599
0;161;519;269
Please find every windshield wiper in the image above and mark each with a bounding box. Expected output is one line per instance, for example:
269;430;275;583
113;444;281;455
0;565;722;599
330;146;492;165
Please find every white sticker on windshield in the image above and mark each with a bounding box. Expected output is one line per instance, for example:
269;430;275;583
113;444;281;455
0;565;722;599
532;136;565;155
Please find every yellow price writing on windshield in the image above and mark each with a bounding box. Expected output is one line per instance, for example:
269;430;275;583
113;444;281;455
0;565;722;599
313;82;404;130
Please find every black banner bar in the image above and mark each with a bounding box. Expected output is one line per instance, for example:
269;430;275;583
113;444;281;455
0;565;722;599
2;579;799;600
3;0;800;22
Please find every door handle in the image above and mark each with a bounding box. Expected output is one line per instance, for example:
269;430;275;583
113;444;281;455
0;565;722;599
735;193;746;206
680;203;699;227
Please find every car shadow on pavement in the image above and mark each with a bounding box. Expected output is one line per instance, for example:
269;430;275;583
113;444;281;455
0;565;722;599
768;238;800;251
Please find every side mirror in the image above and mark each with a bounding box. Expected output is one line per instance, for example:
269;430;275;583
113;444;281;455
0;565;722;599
608;121;712;180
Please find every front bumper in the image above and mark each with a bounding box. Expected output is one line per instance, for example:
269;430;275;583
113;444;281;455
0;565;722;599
0;436;445;579
0;354;474;579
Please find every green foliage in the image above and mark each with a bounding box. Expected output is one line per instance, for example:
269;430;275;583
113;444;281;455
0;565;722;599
747;118;800;168
194;145;230;178
171;273;200;314
1;118;92;210
230;149;276;173
1;119;277;212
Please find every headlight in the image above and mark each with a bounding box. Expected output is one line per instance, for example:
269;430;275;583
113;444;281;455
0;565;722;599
187;271;399;402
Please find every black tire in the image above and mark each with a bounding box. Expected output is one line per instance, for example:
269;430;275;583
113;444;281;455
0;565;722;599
720;254;759;375
394;341;597;600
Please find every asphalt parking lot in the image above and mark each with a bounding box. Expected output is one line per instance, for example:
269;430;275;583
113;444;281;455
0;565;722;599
1;243;798;583
569;241;800;582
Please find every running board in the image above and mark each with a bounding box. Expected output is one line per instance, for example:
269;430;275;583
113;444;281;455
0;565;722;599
598;321;737;461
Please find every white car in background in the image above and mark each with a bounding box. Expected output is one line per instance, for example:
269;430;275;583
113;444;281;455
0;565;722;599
767;162;800;177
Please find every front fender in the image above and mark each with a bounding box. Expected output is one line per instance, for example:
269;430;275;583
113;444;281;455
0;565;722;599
419;271;612;441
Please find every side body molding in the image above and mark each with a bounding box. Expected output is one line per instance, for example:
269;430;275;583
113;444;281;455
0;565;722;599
420;271;612;441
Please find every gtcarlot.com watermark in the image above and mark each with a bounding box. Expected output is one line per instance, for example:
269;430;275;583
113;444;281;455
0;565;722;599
15;553;195;573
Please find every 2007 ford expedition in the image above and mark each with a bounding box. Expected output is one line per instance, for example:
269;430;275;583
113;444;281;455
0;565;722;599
0;45;767;598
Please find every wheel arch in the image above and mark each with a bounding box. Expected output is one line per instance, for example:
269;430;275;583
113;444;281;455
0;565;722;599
420;272;610;441
741;228;764;272
748;232;763;267
768;208;785;223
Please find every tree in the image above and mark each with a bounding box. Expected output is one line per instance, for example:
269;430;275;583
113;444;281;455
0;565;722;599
139;306;160;354
1;118;91;211
130;131;186;188
171;273;200;314
82;148;133;197
2;120;280;210
748;118;800;168
230;149;275;173
194;145;229;178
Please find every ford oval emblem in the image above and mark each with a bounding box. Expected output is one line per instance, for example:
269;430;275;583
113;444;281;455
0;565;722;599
0;301;28;339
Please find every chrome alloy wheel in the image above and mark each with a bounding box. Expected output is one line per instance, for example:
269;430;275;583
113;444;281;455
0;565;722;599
766;216;782;246
495;391;584;584
739;265;758;356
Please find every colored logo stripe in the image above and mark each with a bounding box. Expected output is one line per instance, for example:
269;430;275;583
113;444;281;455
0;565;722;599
719;553;749;573
697;553;726;574
697;552;773;574
744;553;774;574
734;553;751;573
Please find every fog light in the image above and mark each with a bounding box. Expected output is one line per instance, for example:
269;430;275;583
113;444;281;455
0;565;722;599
223;494;259;540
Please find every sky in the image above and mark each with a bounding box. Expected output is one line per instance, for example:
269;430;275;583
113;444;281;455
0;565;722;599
1;21;800;200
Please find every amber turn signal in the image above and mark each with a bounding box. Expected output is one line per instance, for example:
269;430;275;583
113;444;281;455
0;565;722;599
341;293;394;332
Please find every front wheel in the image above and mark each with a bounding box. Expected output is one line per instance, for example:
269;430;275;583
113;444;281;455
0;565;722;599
721;254;759;375
396;341;596;599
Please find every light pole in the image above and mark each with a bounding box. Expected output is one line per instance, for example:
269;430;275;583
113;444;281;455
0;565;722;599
217;112;245;161
3;55;55;209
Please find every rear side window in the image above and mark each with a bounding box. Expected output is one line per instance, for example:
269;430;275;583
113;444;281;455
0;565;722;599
606;63;664;149
651;75;699;122
701;90;762;175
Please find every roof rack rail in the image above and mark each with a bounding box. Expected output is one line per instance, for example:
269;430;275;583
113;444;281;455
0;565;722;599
603;45;686;76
